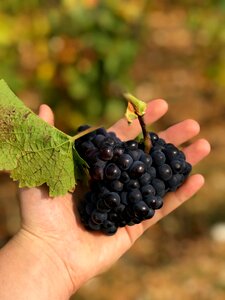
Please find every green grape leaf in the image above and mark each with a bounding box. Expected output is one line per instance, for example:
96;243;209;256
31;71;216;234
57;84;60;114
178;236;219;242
124;93;147;124
0;79;88;197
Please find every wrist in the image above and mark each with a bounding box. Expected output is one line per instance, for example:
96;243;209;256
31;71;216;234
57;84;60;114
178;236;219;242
0;229;75;300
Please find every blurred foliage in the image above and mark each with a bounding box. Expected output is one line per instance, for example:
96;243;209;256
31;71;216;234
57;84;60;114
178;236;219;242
0;0;148;131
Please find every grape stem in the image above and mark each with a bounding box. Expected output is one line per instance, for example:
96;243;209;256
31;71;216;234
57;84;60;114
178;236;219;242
138;114;152;153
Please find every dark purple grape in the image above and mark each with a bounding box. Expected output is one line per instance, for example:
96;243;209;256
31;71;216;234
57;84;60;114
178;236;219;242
140;153;152;166
164;144;180;161
144;208;155;219
85;202;96;215
103;192;120;208
89;160;105;180
158;164;173;181
114;203;126;214
126;179;140;190
110;180;124;192
91;210;107;224
96;198;111;213
167;174;184;191
152;178;166;197
145;195;163;209
113;146;125;159
108;212;119;222
133;201;150;219
105;163;121;180
104;136;116;147
128;189;142;203
88;219;101;231
151;150;166;166
139;172;151;186
102;220;118;235
84;148;99;163
183;162;192;176
148;166;156;178
120;171;130;184
96;128;107;136
155;138;166;146
77;124;91;132
80;141;95;152
127;149;142;161
117;154;133;170
125;140;138;150
92;134;105;148
170;159;186;173
149;132;159;143
141;184;156;198
178;151;186;160
99;146;114;161
129;161;145;178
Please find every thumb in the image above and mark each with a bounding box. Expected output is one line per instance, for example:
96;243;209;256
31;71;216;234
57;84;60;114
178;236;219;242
38;104;54;125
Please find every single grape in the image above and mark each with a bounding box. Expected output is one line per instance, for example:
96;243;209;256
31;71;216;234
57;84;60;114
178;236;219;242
158;164;173;181
77;124;91;132
96;198;111;213
96;128;107;136
92;134;105;148
149;132;159;143
141;184;156;198
129;161;145;178
108;212;119;222
128;189;142;203
117;154;133;170
140;153;152;166
88;219;101;231
152;178;166;197
125;179;140;190
120;171;130;184
103;192;121;208
139;172;151;186
144;207;155;219
148;166;156;178
99;146;114;161
133;201;150;219
91;210;108;224
170;159;186;173
151;150;166;166
125;140;138;150
90;161;105;180
127;149;142;161
145;195;163;209
164;144;180;161
105;163;121;180
110;180;124;192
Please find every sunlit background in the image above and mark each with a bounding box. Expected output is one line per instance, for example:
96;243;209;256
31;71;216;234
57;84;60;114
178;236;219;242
0;1;225;299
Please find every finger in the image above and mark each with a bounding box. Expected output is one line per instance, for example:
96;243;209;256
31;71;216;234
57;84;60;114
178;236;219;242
109;99;168;140
38;104;54;125
183;138;211;165
159;119;200;146
141;174;205;231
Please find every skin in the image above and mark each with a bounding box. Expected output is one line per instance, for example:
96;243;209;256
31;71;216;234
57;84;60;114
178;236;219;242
0;99;211;300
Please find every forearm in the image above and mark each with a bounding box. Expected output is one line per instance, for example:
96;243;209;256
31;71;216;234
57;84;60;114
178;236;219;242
0;230;74;300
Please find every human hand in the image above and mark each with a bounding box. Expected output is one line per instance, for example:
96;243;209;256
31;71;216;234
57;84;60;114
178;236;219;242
17;100;210;297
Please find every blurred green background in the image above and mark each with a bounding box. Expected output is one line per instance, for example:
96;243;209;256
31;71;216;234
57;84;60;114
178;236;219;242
0;1;225;299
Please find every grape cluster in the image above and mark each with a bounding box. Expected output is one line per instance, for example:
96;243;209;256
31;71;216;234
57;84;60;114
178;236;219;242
75;126;192;235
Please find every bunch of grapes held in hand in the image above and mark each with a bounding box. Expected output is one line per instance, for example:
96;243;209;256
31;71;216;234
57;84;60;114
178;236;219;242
76;120;192;235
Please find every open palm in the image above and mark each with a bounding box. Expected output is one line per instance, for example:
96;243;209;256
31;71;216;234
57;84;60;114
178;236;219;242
18;99;210;293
